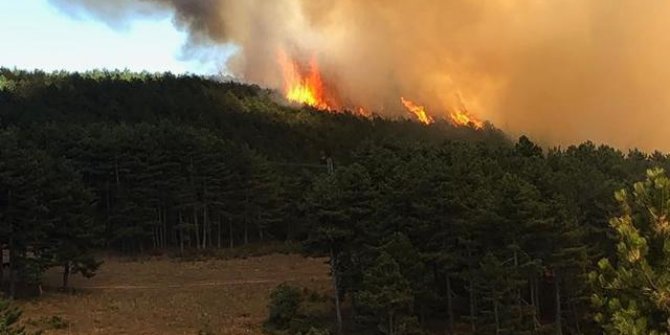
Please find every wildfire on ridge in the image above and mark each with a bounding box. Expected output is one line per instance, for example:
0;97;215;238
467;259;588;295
277;50;331;110
400;97;484;128
357;107;372;118
400;97;435;125
452;92;484;129
276;51;484;128
450;110;484;129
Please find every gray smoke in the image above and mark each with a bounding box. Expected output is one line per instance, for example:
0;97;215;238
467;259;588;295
48;0;670;152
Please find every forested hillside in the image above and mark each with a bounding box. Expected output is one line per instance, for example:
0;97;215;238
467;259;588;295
1;69;669;334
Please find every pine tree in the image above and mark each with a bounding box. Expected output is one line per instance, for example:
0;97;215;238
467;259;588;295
591;168;670;334
44;160;101;290
354;252;419;335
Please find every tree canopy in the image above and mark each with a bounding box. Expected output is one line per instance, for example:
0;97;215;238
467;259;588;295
2;69;670;333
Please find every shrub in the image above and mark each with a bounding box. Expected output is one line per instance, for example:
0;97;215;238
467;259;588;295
0;297;32;335
265;283;303;331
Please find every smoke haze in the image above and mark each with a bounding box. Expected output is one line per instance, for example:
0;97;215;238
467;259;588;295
48;0;670;151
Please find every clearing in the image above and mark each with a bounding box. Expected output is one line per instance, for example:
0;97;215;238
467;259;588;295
18;254;330;335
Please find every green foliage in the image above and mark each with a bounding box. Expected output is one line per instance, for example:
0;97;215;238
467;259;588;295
591;168;670;334
42;316;67;330
0;129;101;296
0;298;31;335
266;284;303;331
265;284;332;335
26;315;68;331
4;69;670;334
355;252;420;335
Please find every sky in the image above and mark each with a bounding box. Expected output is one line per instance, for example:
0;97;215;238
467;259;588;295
0;0;230;74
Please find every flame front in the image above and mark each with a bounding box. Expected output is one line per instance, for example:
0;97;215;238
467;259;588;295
277;50;330;110
450;110;484;129
277;50;483;127
401;96;484;128
400;97;435;125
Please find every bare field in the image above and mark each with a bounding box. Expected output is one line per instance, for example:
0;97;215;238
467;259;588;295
18;254;330;335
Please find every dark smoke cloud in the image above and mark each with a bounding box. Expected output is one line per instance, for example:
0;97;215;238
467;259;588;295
48;0;670;152
48;0;227;42
47;0;166;29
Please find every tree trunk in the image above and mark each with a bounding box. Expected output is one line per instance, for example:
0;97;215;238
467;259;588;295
0;248;4;286
154;208;160;249
217;219;222;249
202;205;208;249
158;207;162;248
513;247;521;304
531;274;541;330
229;219;234;249
105;181;111;214
178;210;184;256
244;194;249;245
286;218;293;242
62;262;71;290
389;311;394;335
570;300;582;334
114;156;120;185
555;271;563;335
193;206;200;249
105;181;112;248
330;246;343;334
152;226;157;249
162;207;167;248
258;213;264;241
467;245;476;333
244;219;249;245
494;300;500;335
8;235;15;299
446;274;455;334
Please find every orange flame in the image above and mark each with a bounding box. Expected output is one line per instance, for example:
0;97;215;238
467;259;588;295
357;107;373;118
400;96;484;128
450;110;484;129
400;97;435;125
451;92;483;129
277;50;331;110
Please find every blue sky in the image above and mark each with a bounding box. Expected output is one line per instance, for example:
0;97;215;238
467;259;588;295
0;0;231;74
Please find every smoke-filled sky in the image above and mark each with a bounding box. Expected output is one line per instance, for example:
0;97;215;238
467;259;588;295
0;0;232;74
13;0;670;151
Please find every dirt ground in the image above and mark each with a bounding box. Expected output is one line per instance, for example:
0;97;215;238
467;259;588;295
18;254;330;335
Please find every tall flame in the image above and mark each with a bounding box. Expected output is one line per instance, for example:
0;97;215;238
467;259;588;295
277;51;484;128
400;97;435;125
450;110;484;129
277;50;331;110
401;96;484;128
451;92;483;129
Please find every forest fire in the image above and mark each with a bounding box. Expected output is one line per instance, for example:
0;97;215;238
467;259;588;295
450;110;484;129
277;50;331;110
400;97;435;125
278;52;484;128
400;97;484;128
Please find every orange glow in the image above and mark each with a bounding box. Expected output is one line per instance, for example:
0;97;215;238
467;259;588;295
277;50;331;110
400;97;435;125
450;110;484;129
357;107;373;118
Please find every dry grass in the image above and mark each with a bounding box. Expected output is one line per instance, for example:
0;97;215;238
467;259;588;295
18;254;330;335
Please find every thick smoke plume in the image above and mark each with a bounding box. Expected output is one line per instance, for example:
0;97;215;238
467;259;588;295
49;0;670;151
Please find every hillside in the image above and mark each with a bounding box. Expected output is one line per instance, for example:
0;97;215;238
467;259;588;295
3;69;670;334
0;68;507;163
